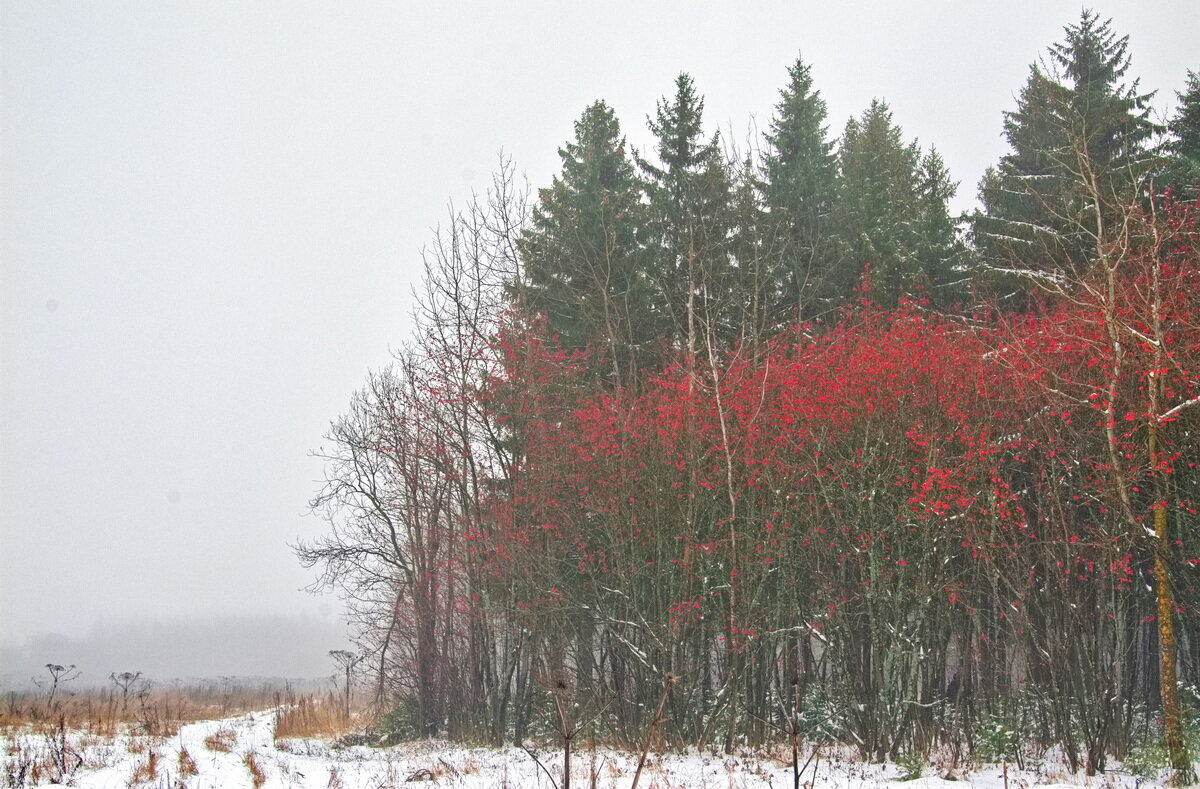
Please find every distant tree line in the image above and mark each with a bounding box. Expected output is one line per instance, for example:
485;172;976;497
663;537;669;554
298;10;1200;781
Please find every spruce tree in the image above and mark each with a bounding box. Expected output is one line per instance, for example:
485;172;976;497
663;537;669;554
761;55;838;322
828;100;957;307
520;100;650;388
1163;69;1200;199
636;73;734;354
728;155;773;344
974;11;1158;278
975;67;1072;277
914;149;967;308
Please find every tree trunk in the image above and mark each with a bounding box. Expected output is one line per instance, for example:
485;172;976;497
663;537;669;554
1151;422;1196;785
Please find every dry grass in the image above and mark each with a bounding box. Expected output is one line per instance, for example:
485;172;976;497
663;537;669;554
203;727;237;752
127;750;158;786
1;681;291;739
274;693;356;740
2;714;109;785
243;750;267;788
177;745;198;778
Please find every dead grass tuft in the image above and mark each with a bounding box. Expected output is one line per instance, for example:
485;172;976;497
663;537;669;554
178;745;199;778
243;750;267;788
127;750;158;786
204;727;237;753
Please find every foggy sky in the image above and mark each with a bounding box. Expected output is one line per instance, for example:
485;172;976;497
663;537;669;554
0;614;348;687
2;2;1196;675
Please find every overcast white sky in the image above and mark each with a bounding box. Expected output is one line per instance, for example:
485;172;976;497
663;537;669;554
2;2;1197;662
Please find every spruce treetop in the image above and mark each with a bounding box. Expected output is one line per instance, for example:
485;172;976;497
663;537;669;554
975;9;1158;277
763;56;836;201
1164;69;1200;196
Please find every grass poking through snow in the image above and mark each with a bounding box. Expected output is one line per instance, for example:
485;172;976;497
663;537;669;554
203;727;237;752
243;749;267;788
274;692;357;740
177;745;198;779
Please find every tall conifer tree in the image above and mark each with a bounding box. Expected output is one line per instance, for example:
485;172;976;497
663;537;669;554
1163;69;1200;199
974;11;1158;277
636;73;734;355
520;101;649;388
761;55;838;322
914;149;967;307
728;155;773;345
828;100;958;307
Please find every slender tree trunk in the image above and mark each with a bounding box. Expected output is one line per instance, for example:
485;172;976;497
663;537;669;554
1150;421;1195;785
631;674;674;789
1144;215;1195;785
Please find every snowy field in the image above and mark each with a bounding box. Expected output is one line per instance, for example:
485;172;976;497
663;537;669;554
0;709;1180;788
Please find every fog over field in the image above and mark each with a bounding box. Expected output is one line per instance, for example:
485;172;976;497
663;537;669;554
0;614;349;688
2;1;1196;683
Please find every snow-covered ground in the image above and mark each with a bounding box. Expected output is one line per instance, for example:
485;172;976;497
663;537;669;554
0;709;1178;787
